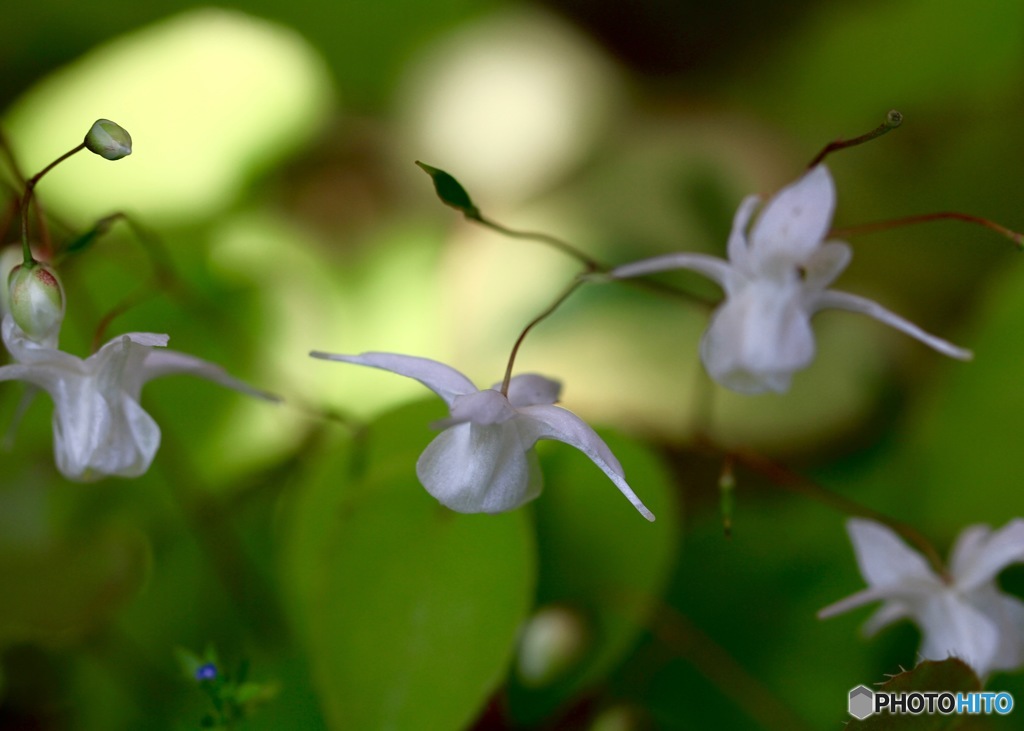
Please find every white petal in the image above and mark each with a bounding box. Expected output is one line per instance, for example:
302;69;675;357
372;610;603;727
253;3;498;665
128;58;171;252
310;351;476;405
141;349;278;402
818;586;903;620
50;376;161;481
726;195;762;265
501;373;561;408
951;519;1024;592
415;421;541;514
699;281;814;394
846;519;940;590
983;591;1024;674
609;252;732;287
515;404;655;521
917;592;1000;678
749;165;835;264
811;290;973;360
802;241;851;290
862;600;914;637
448;389;516;425
1;315;81;371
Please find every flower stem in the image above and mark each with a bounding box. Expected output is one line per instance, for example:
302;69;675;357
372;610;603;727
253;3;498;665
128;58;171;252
831;211;1024;250
500;277;585;396
730;449;949;579
807;109;903;168
474;214;602;272
20;142;86;264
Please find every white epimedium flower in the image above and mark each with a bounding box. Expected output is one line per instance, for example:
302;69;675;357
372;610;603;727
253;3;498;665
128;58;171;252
819;518;1024;679
611;165;972;394
0;315;276;481
309;351;655;521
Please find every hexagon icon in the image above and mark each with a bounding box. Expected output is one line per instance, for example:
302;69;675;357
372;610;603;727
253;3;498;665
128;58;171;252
849;685;874;720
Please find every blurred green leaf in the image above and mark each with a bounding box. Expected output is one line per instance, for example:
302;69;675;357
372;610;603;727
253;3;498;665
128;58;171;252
283;399;535;731
508;429;680;723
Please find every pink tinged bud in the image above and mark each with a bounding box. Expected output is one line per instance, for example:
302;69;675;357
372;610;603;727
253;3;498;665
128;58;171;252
8;263;65;343
84;119;132;160
515;605;590;687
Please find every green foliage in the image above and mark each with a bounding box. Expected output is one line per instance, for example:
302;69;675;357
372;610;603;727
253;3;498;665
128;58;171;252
282;399;535;731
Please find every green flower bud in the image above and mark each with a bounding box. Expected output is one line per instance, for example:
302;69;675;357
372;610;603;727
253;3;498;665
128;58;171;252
84;119;132;160
515;605;590;688
8;262;65;344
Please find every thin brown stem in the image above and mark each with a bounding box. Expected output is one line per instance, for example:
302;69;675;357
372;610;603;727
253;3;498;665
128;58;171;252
20;143;86;263
500;277;585;396
730;449;949;578
808;109;902;168
831;211;1024;249
476;214;602;271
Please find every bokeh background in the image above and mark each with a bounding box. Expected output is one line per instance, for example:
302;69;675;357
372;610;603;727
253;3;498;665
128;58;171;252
1;0;1023;728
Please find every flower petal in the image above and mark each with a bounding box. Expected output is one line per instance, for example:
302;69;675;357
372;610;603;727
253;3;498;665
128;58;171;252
846;519;940;590
502;373;561;408
817;586;903;621
950;519;1024;592
309;351;476;405
802;241;851;291
811;290;973;360
52;387;161;481
917;592;1000;678
416;421;541;514
515;404;655;521
699;280;814;394
448;389;516;425
726;195;762;265
748;165;835;264
983;591;1024;674
141;349;279;402
609;252;732;287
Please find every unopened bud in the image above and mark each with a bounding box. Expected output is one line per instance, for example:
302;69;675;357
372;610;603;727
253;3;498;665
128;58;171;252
8;262;65;343
84;119;132;161
515;605;589;688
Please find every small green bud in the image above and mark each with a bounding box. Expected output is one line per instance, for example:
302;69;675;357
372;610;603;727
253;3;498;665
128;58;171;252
8;262;65;343
84;119;132;160
415;161;480;219
515;605;590;688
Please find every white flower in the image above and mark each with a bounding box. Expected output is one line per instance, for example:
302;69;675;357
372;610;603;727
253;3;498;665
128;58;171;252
309;351;655;521
0;315;276;481
819;518;1024;679
611;165;972;394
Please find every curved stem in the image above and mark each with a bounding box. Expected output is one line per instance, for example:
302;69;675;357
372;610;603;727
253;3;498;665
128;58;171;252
500;277;585;396
808;110;902;168
831;211;1024;249
475;214;602;271
20;142;86;264
730;448;949;578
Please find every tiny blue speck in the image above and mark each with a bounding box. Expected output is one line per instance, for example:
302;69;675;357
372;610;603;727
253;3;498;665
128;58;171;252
195;663;218;681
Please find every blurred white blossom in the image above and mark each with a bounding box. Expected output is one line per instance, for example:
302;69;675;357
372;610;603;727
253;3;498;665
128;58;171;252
0;315;276;480
819;518;1024;679
612;165;971;394
310;351;654;521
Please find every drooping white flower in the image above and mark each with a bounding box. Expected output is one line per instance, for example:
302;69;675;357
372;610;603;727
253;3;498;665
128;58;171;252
0;315;276;481
309;351;655;521
611;165;972;394
819;518;1024;679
